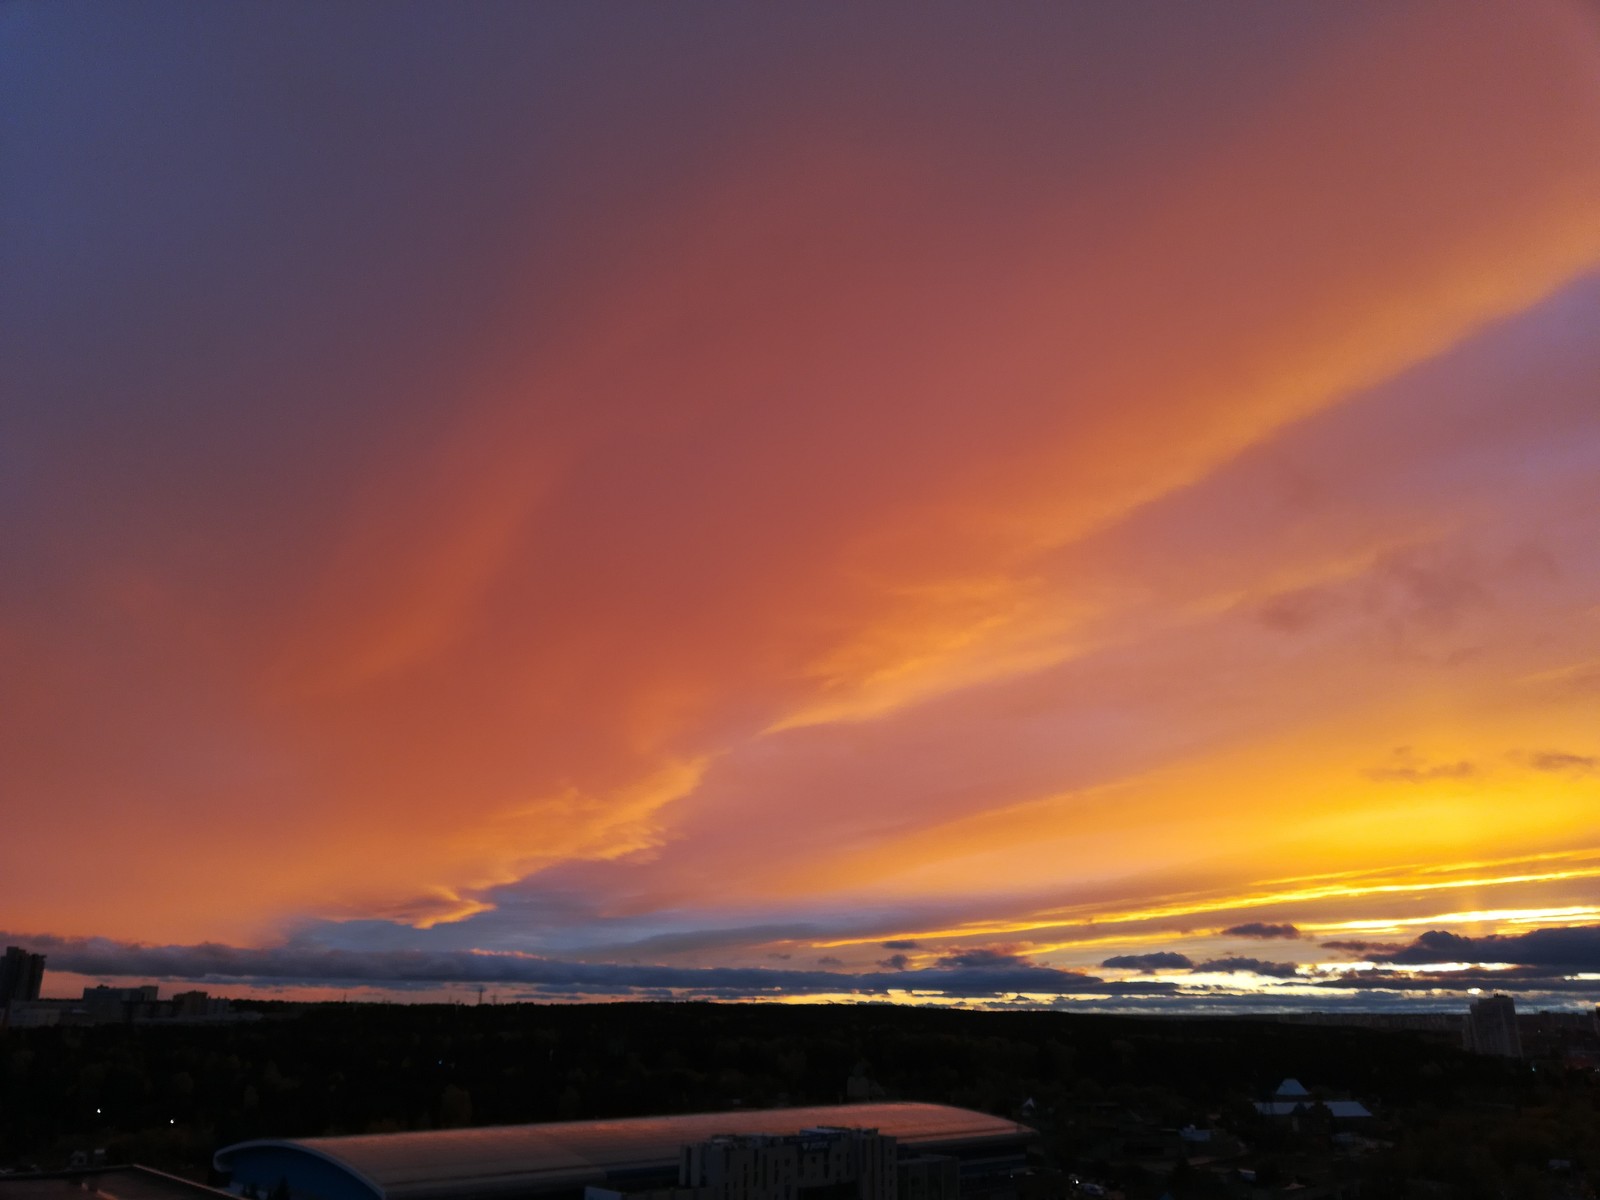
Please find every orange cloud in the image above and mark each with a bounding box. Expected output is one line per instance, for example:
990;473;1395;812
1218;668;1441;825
4;3;1600;969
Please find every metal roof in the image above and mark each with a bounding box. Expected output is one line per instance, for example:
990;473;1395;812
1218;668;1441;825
215;1102;1035;1200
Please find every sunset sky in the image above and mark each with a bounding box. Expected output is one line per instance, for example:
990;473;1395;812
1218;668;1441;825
5;1;1600;1009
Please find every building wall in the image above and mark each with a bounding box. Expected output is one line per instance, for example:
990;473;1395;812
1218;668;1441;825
221;1148;380;1200
588;1186;712;1200
680;1129;897;1200
3;1001;61;1028
1464;994;1522;1058
896;1157;957;1200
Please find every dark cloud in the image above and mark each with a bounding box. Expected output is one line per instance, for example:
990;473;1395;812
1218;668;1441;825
1221;922;1302;939
1321;939;1398;954
1522;750;1598;775
934;947;1033;969
1370;925;1600;969
816;956;843;967
1099;980;1183;996
7;932;1182;1000
1194;956;1301;978
1101;952;1194;971
574;923;825;958
881;939;920;950
1363;746;1476;783
16;925;1598;1007
1316;966;1600;994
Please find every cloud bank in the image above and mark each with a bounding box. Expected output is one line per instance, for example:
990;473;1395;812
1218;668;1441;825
6;932;1170;1001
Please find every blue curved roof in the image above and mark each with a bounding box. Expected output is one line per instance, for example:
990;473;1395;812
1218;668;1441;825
215;1102;1034;1200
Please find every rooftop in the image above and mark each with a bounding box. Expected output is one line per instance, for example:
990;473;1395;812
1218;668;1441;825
216;1102;1035;1200
0;1168;232;1200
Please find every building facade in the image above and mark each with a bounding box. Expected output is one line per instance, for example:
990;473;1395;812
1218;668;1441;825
679;1127;897;1200
5;985;237;1027
1464;993;1522;1058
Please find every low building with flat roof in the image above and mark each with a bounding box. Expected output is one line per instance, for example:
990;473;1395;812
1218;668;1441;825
1254;1079;1372;1121
0;1166;233;1200
214;1103;1035;1200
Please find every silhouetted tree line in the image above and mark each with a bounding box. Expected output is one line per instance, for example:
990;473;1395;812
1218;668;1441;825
1;1002;1592;1199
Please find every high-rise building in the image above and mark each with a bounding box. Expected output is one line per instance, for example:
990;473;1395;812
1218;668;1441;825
0;946;46;1008
1464;993;1522;1058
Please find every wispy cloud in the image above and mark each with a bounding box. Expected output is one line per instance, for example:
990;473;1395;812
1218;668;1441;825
1363;747;1476;784
1520;750;1598;775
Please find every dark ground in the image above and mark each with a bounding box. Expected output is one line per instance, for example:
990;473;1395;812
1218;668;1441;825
2;1002;1595;1199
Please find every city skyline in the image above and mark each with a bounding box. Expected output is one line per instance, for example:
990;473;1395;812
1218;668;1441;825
5;2;1600;1009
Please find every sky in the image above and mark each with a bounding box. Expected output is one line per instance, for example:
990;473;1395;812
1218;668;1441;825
4;1;1600;1011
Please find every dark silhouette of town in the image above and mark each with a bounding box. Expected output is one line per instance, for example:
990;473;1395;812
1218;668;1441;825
4;992;1600;1200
